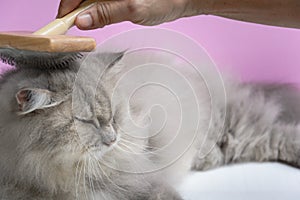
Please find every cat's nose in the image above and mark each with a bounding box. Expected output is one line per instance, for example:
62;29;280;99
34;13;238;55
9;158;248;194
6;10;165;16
101;124;117;146
102;133;117;146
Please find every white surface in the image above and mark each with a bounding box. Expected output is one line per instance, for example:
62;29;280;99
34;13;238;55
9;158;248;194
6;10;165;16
178;163;300;200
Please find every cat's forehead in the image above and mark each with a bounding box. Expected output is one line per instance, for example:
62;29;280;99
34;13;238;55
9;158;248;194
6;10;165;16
47;70;77;90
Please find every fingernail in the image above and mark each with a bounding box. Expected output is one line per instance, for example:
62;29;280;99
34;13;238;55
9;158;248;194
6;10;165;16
77;13;93;28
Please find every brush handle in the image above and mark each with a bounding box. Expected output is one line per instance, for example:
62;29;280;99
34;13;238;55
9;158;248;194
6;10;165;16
33;0;98;35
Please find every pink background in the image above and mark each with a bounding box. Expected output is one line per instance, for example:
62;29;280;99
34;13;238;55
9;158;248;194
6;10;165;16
1;0;300;85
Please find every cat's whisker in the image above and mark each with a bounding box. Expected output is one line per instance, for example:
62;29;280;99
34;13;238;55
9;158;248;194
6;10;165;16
90;158;106;200
88;157;96;200
118;143;140;154
115;145;152;174
120;138;149;148
74;161;81;199
120;141;162;157
97;162;127;192
88;155;109;200
115;144;146;163
77;159;84;200
88;151;127;192
120;138;160;151
83;157;89;200
116;144;155;172
89;157;109;200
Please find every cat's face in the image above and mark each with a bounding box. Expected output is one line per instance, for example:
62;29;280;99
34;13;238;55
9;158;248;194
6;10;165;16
15;85;118;156
0;53;128;190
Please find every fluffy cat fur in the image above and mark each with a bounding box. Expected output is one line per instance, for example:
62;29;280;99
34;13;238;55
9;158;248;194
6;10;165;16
0;50;299;199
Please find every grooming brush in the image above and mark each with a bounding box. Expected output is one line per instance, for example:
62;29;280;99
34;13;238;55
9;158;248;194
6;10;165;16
0;0;98;69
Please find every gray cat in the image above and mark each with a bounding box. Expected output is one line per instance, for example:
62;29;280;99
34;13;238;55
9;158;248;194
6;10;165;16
0;51;299;200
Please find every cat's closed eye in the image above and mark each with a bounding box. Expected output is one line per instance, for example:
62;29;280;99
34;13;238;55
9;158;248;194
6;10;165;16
74;116;100;129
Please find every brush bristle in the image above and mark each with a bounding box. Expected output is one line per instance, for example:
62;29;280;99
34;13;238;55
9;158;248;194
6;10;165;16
0;47;83;69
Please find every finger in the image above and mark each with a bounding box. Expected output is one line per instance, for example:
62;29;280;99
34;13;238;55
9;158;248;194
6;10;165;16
57;0;84;18
75;0;132;30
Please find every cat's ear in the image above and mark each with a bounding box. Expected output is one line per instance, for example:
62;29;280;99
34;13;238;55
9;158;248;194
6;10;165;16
16;88;61;115
89;51;125;69
100;51;125;82
105;51;125;69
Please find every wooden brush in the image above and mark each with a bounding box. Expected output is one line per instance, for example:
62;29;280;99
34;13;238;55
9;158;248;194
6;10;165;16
0;0;98;69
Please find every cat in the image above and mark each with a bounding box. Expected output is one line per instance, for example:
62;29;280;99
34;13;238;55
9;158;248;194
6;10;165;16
0;50;299;200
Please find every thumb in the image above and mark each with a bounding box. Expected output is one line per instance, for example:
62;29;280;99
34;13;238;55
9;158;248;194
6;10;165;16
75;1;131;29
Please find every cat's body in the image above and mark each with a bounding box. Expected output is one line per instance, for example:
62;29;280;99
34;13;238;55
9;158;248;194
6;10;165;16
192;82;300;170
0;51;299;199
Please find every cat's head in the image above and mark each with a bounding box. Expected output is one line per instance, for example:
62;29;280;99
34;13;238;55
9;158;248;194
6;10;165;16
0;51;138;192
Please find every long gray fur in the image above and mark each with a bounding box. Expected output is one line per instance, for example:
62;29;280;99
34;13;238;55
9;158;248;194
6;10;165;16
0;50;299;199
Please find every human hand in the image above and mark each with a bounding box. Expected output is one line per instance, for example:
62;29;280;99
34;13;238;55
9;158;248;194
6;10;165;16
57;0;205;30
